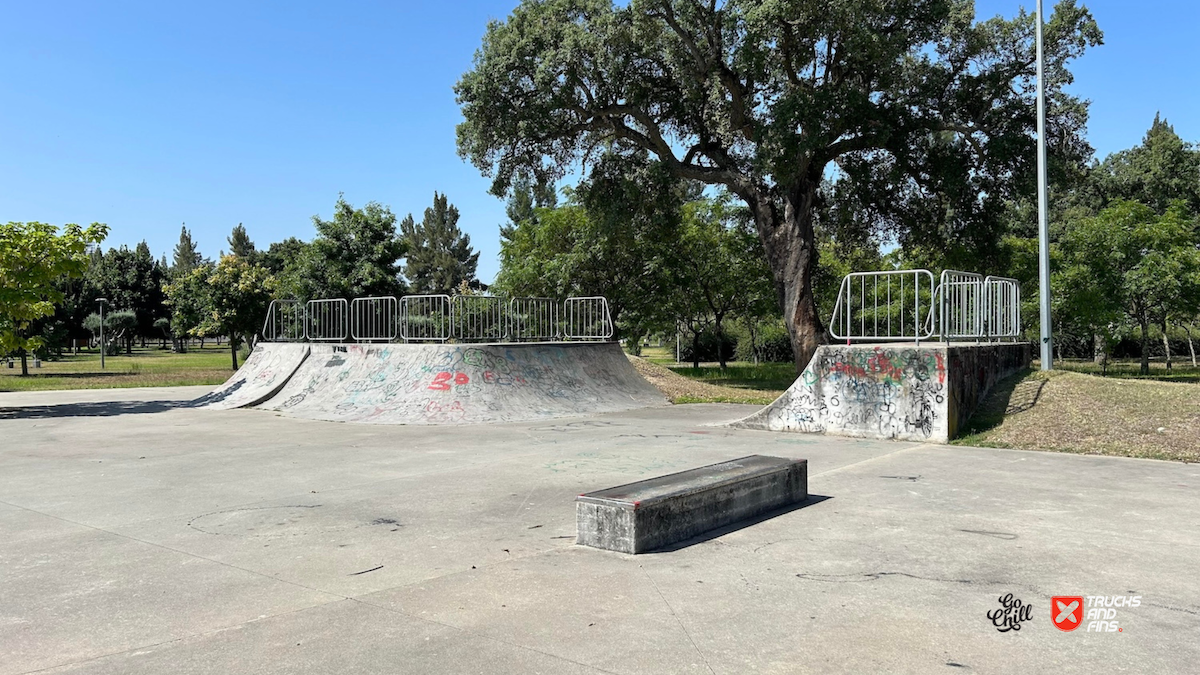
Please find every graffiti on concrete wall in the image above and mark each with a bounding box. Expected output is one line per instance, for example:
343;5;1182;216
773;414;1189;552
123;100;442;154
764;346;949;440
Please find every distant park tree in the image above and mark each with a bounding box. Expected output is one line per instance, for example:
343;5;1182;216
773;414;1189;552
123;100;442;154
1097;115;1200;215
300;196;407;300
162;261;215;352
456;0;1102;370
228;223;257;260
0;221;108;374
494;153;687;342
104;309;139;355
1058;201;1200;374
172;224;203;275
401;192;481;294
199;255;277;370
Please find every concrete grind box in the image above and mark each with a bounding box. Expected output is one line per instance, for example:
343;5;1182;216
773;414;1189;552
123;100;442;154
732;343;1031;443
577;456;808;554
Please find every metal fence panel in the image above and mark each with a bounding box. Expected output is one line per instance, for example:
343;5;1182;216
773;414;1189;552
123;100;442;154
940;270;985;339
350;296;398;342
261;300;306;342
452;295;508;342
829;270;937;342
305;299;348;341
984;276;1022;339
399;294;451;342
563;296;614;340
509;297;559;341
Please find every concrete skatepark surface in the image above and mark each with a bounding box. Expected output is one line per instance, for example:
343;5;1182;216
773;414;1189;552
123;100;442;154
206;341;666;424
2;386;1198;674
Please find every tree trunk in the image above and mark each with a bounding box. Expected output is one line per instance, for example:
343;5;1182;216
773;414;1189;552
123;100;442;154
19;348;28;377
741;183;824;374
692;331;701;369
1092;333;1107;366
1186;324;1197;367
1139;320;1150;375
230;338;239;371
1161;321;1172;372
714;316;727;369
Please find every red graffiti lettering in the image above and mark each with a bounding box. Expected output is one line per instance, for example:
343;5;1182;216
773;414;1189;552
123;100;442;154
428;371;470;390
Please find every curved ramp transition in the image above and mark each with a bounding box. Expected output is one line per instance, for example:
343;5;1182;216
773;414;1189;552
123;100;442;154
255;341;666;425
192;343;310;410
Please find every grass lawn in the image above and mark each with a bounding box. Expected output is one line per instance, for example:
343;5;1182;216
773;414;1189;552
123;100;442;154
0;345;238;392
955;368;1200;462
1051;357;1200;384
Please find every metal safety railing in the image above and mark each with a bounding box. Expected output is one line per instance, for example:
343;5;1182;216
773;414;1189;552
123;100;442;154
510;297;559;341
984;276;1022;339
452;295;509;342
830;269;1023;343
399;294;451;342
262;300;306;342
305;299;348;342
939;270;985;340
830;270;937;342
563;296;614;340
262;294;614;344
350;296;398;342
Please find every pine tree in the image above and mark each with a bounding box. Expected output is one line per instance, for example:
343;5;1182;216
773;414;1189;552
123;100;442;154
172;225;202;274
401;192;480;295
228;223;256;259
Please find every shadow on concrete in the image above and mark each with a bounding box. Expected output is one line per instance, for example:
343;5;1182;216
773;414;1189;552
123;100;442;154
646;494;833;553
0;400;191;420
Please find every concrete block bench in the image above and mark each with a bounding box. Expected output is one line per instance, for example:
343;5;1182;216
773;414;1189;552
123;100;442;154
576;455;808;553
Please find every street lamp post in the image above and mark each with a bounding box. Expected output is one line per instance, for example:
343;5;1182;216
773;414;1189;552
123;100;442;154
97;298;107;370
1036;0;1053;370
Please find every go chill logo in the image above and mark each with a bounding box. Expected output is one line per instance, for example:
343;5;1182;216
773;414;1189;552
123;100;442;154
1052;595;1140;632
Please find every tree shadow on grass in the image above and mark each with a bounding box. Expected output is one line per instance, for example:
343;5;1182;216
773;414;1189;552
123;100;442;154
0;400;192;420
958;368;1046;438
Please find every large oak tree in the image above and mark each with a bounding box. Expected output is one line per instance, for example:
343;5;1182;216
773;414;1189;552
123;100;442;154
456;0;1100;368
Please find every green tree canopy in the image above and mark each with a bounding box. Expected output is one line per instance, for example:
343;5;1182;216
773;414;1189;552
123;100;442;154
172;224;203;275
1;221;109;374
456;0;1101;369
1097;115;1200;215
401;192;481;294
199;255;277;370
1057;201;1200;374
228;223;257;260
300;197;407;300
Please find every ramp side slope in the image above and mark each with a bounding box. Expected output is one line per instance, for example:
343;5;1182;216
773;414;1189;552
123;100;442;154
255;341;667;425
730;343;1030;443
192;343;311;410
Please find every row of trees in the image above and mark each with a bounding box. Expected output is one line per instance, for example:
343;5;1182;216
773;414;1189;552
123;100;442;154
3;192;481;371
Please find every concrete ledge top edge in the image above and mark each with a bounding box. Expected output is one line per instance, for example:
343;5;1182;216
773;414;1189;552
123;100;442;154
577;455;806;508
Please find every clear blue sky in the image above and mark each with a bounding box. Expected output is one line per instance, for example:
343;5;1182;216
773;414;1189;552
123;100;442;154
2;1;1197;283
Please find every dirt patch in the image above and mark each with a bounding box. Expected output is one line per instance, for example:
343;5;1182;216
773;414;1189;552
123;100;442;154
957;370;1200;462
627;355;783;405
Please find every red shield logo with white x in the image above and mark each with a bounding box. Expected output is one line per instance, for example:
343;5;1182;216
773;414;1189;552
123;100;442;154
1052;596;1084;631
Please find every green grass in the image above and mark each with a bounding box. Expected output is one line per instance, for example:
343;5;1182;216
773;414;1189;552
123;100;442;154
1051;357;1200;384
0;345;239;392
664;363;798;392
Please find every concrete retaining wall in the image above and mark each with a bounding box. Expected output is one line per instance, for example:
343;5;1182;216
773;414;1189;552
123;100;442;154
731;343;1031;443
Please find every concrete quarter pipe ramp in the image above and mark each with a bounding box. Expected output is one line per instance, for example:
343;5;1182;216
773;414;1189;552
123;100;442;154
731;343;1030;443
192;343;311;410
251;341;666;425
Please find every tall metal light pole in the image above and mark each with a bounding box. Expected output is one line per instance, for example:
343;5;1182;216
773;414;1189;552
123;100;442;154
97;298;107;370
1036;0;1053;370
